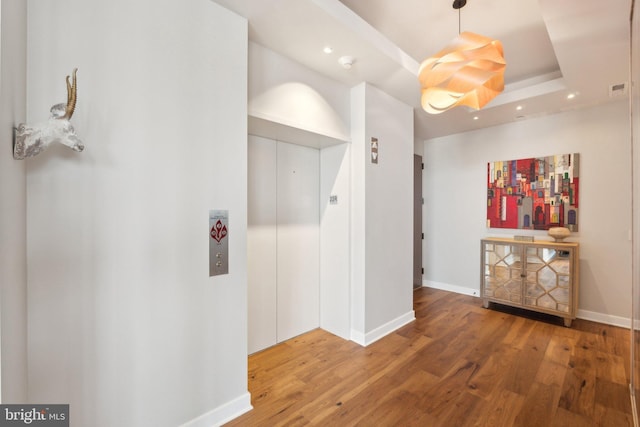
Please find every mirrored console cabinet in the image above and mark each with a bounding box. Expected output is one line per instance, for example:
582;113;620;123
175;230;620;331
480;238;579;327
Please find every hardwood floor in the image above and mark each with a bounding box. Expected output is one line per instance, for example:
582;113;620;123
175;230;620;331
225;288;632;426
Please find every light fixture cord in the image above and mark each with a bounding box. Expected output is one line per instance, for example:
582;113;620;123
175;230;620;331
453;0;466;34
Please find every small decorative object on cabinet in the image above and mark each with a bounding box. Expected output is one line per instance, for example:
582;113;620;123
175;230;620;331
480;237;579;327
547;226;571;242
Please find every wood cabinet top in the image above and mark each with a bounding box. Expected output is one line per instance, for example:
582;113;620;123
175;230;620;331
481;237;579;248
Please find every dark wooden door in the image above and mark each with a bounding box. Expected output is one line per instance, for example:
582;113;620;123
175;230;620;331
414;154;423;289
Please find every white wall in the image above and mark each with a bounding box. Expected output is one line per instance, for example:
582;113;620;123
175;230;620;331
0;0;27;403
423;100;632;325
350;85;367;337
249;42;350;143
351;83;415;344
320;143;351;340
26;1;250;426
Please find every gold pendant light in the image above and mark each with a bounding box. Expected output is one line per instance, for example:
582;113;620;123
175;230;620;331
418;0;506;114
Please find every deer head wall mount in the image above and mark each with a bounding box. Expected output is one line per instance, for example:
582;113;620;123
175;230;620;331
13;68;84;160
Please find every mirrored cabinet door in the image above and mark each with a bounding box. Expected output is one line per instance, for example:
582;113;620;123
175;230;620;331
482;242;523;305
524;247;572;314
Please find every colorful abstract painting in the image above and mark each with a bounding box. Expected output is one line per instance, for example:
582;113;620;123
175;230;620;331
487;153;579;231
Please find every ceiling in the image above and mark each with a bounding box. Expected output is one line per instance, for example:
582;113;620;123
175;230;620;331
212;0;631;140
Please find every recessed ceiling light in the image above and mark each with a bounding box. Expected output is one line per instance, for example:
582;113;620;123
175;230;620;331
323;46;333;54
567;93;576;100
516;105;523;111
473;116;479;120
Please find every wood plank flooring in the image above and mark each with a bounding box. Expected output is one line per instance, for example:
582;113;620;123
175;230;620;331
225;288;632;426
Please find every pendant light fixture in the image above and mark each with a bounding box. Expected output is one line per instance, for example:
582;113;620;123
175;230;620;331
418;0;506;114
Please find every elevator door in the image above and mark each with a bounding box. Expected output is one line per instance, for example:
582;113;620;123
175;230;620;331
248;135;320;354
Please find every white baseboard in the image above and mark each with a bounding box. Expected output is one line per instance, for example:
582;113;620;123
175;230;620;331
180;392;252;427
423;280;480;297
351;310;415;347
424;280;632;329
577;309;631;329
